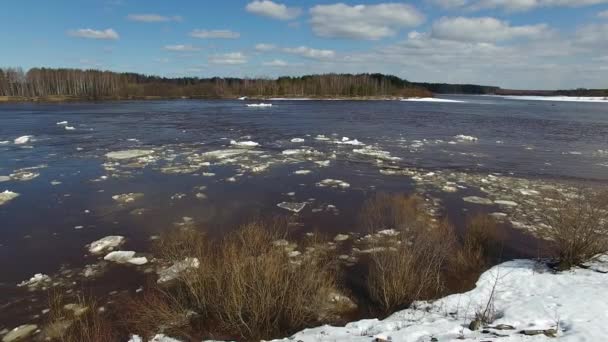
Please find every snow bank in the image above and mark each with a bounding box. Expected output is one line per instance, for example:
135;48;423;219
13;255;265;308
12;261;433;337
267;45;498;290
0;190;19;206
273;258;608;342
502;95;608;103
401;97;466;103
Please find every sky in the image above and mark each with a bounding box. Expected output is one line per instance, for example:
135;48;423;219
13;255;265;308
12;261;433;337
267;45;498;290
1;0;607;89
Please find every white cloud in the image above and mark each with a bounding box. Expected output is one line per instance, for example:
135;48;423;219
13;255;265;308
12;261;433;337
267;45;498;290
283;46;336;60
68;28;119;40
574;23;608;46
246;1;301;20
163;44;201;52
255;43;277;51
469;0;608;12
190;29;240;39
209;52;248;65
599;9;608;18
431;17;550;42
309;3;424;40
127;14;182;22
263;59;288;66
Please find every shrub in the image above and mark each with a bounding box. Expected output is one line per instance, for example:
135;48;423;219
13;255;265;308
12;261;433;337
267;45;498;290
456;214;505;273
538;189;608;270
361;194;456;313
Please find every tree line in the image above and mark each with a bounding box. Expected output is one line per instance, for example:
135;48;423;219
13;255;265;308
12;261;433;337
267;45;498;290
0;67;432;99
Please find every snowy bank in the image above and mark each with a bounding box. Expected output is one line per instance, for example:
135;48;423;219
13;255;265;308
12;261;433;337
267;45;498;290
502;95;608;103
273;258;608;342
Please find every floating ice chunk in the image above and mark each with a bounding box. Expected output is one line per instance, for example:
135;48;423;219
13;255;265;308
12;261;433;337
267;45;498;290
230;140;259;147
281;148;317;156
104;251;148;265
0;140;9;144
200;149;249;160
65;126;76;130
277;202;307;213
17;273;51;289
519;189;540;196
315;160;330;167
157;258;200;284
105;149;154;160
2;324;38;342
14;135;32;144
112;193;144;204
401;97;466;103
56;121;68;125
290;138;305;143
463;196;493;205
494;200;518;207
314;134;330;141
88;235;125;254
238;96;248;100
334;234;350;242
0;190;19;206
335;137;364;146
246;103;272;107
455;135;479;142
0;176;10;182
502;95;608;102
294;169;311;175
316;179;350;189
353;146;401;161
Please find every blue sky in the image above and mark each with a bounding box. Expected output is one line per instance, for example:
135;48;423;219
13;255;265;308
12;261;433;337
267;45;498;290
1;0;607;89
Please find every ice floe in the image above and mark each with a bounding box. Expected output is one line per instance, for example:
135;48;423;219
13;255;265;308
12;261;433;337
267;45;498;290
277;201;307;213
246;103;273;107
400;97;466;103
290;138;305;143
316;179;350;189
112;193;144;204
88;236;125;254
157;258;200;284
0;176;10;182
64;126;76;130
334;137;364;146
105;149;155;160
463;196;493;205
230;140;259;147
56;121;68;125
294;169;312;175
353;146;401;161
13;135;32;144
104;251;148;265
2;324;38;342
454;134;479;142
17;273;52;290
0;190;19;206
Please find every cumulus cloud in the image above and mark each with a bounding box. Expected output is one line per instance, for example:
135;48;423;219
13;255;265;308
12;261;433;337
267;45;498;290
309;3;424;40
263;59;289;66
431;17;550;42
469;0;608;12
283;46;336;60
68;28;119;40
255;43;277;51
127;14;182;22
209;52;247;64
163;44;200;52
246;1;301;20
190;29;240;39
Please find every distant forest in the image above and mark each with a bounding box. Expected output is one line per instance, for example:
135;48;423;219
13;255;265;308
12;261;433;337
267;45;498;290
1;67;606;101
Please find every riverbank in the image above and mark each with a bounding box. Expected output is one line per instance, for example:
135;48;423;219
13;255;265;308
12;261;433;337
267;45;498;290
0;95;425;103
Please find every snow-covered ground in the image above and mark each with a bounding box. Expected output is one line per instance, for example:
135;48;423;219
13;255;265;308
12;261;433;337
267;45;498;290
400;97;466;103
502;95;608;103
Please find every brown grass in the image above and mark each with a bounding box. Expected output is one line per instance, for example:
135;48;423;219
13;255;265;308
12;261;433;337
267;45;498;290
538;189;608;270
455;214;506;273
361;194;457;314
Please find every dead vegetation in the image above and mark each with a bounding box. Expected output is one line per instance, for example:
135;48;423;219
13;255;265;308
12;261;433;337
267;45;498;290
538;189;608;270
456;214;506;273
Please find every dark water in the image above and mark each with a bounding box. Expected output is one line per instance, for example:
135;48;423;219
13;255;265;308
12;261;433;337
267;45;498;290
0;96;607;326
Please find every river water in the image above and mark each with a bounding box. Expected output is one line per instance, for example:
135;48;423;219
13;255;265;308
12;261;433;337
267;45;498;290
1;95;607;327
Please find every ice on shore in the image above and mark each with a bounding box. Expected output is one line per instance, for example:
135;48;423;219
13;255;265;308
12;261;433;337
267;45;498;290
157;258;200;284
14;135;32;144
104;251;148;265
2;324;38;342
277;201;307;213
88;236;125;254
246;103;273;107
230;140;259;147
316;179;350;189
502;95;608;103
105;149;154;160
401;97;466;103
0;190;19;206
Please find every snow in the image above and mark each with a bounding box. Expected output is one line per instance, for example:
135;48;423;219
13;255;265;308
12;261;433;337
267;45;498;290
0;190;19;206
230;140;259;147
277;201;307;213
157;258;200;284
105;149;154;160
13;135;32;144
104;251;148;265
246;103;273;107
273;258;608;342
502;95;608;103
88;235;125;254
401;97;466;103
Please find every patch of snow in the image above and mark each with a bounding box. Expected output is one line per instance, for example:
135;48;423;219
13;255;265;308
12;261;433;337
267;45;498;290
401;97;466;103
14;135;32;144
277;202;307;213
230;140;259;147
105;149;154;160
0;190;19;206
157;258;200;284
88;236;125;254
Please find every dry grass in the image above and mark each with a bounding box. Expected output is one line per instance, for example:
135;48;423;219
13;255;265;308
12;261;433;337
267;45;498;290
145;220;342;340
361;194;457;314
538;189;608;270
455;214;505;273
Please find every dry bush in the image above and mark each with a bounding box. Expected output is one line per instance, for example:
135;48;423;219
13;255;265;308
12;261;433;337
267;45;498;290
44;292;118;342
361;194;457;313
153;221;341;340
538;189;608;270
455;214;505;273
